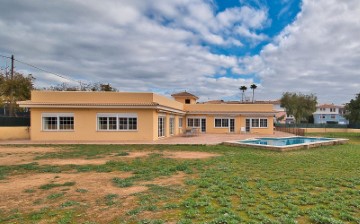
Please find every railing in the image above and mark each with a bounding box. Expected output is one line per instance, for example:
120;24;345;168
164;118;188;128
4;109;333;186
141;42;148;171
275;127;305;136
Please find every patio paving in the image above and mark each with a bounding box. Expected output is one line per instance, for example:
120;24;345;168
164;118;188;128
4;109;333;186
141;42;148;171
0;131;294;145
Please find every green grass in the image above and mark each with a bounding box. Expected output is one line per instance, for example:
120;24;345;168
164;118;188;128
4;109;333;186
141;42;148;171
39;181;76;190
1;137;360;223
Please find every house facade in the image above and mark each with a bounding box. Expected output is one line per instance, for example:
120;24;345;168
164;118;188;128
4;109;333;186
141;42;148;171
18;91;276;141
313;104;348;125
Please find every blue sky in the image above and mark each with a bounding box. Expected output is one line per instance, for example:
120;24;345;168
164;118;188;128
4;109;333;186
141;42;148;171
0;0;359;104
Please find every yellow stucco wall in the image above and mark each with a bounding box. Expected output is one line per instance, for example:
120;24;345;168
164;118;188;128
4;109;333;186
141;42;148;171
21;91;276;141
30;108;156;141
184;115;274;135
31;91;155;104
0;127;30;140
184;103;274;112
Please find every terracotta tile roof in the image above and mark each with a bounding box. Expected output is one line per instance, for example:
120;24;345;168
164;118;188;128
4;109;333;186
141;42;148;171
171;91;199;99
317;104;343;108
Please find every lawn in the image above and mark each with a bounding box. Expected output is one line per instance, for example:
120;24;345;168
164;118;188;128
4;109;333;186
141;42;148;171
0;133;359;223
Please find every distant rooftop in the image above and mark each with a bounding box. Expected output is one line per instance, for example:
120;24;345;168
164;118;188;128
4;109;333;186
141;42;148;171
171;91;199;99
317;103;344;108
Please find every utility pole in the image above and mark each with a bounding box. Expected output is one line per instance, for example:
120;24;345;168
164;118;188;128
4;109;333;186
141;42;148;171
9;55;15;116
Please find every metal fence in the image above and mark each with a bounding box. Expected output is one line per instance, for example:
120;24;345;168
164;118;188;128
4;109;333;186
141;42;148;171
0;117;30;127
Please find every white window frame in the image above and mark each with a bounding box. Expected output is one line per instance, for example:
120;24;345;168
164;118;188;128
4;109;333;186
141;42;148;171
187;117;201;128
42;113;74;131
158;115;166;137
249;118;268;128
179;117;183;128
96;113;137;131
214;118;230;128
169;116;175;135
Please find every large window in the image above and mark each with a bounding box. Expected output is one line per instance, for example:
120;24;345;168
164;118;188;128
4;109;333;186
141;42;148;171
158;116;165;137
187;118;201;128
169;117;174;135
97;113;137;131
42;113;74;131
214;118;229;128
250;118;268;128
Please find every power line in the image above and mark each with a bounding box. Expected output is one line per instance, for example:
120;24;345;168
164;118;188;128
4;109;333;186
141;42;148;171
0;54;80;84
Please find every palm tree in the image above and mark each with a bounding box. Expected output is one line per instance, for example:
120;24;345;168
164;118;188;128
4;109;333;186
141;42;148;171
239;86;247;103
250;84;257;103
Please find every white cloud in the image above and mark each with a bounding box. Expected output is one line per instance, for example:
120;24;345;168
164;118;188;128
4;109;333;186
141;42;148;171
240;0;360;104
0;0;269;101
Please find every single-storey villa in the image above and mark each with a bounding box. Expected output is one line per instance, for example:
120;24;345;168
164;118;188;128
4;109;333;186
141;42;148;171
18;91;276;141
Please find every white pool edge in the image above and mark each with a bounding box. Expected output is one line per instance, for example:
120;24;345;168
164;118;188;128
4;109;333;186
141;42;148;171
223;136;349;151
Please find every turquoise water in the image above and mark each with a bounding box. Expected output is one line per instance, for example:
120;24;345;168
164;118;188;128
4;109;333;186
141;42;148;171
240;137;333;146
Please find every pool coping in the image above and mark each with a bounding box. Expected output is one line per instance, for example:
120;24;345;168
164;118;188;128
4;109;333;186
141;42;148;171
223;136;349;152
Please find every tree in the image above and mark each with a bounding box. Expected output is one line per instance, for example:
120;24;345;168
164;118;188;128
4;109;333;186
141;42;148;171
280;92;317;124
344;93;360;124
250;84;257;103
239;86;247;103
0;71;35;116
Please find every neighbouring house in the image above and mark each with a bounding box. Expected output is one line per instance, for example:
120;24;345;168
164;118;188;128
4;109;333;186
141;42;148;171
17;91;276;141
313;104;349;125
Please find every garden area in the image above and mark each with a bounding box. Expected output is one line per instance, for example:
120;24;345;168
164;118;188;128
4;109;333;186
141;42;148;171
0;132;359;223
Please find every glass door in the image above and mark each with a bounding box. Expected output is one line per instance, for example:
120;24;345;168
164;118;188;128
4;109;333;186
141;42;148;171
201;118;206;133
158;117;165;137
246;119;251;132
229;119;235;133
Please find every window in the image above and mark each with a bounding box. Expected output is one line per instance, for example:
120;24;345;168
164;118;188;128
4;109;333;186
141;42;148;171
260;119;268;127
158;116;165;137
214;118;229;127
251;119;259;128
330;108;336;112
42;113;74;131
179;118;183;128
187;118;201;127
250;118;268;128
169;117;174;135
97;113;137;131
331;115;336;119
185;99;191;104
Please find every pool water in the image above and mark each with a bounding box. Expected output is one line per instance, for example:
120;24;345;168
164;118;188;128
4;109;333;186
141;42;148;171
240;137;333;146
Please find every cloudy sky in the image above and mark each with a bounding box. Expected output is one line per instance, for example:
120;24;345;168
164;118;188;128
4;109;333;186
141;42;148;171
0;0;359;104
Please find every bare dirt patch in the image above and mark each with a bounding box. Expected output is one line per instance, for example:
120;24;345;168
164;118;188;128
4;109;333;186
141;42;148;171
34;151;219;166
0;147;59;165
0;147;57;154
142;172;187;186
163;151;220;159
0;171;145;214
37;158;110;165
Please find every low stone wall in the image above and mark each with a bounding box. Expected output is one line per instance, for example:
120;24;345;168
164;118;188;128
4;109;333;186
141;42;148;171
302;128;360;133
0;127;30;140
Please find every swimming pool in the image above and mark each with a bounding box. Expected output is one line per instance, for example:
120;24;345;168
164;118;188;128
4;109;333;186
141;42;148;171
224;136;348;151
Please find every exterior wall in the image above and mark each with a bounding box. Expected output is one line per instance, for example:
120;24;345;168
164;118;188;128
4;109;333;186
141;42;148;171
184;103;274;112
31;91;155;104
0;127;30;140
303;128;360;133
313;114;349;124
23;91;276;141
184;115;274;135
30;108;156;141
153;95;184;110
173;97;197;105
